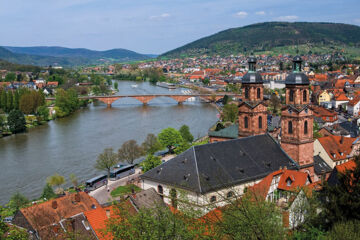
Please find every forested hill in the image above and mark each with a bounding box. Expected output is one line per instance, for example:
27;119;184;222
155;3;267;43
161;22;360;58
0;46;151;67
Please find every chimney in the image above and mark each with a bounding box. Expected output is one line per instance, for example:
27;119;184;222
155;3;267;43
284;166;287;170
340;136;344;144
52;200;57;209
106;209;111;219
75;193;80;202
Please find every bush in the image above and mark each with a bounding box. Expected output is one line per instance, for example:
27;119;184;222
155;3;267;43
7;109;26;133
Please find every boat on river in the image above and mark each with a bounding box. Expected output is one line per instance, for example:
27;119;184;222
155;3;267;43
131;84;138;88
156;82;176;89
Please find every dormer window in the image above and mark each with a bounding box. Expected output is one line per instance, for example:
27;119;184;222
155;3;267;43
286;178;292;187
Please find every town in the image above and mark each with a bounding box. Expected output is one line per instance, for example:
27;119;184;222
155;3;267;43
1;0;360;239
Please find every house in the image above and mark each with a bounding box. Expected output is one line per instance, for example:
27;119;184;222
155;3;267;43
84;188;165;240
317;90;331;106
327;160;356;186
12;192;100;239
248;169;312;229
311;106;338;126
332;93;349;110
347;95;360;116
140;134;299;211
313;135;360;168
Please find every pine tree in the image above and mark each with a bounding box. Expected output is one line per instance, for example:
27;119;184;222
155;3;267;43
7;91;13;112
1;90;7;112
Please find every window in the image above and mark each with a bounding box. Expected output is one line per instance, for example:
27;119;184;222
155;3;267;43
288;121;293;134
304;121;308;134
258;116;262;129
210;196;217;203
289;90;294;102
244;116;248;128
257;88;261;99
227;191;234;198
303;90;307;102
245;87;249;99
157;185;163;199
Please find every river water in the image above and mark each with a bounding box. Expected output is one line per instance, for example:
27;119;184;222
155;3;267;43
0;81;218;205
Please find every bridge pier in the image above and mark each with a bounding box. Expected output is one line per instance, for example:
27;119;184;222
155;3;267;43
107;103;112;108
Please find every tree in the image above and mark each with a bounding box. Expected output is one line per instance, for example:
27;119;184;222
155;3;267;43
141;133;162;155
114;81;118;90
0;114;6;132
320;156;360;228
5;72;16;82
1;90;7;112
106;201;211;240
222;95;229;105
6;91;13;112
158;128;183;152
69;173;78;189
37;105;49;121
174;140;191;155
95;148;118;182
179;125;194;143
7;109;26;133
47;173;66;194
6;227;29;240
222;103;239;122
214;195;286;240
19;91;45;114
7;193;29;211
140;154;162;172
13;90;20;110
118;140;144;164
269;94;281;115
55;88;79;117
41;183;57;200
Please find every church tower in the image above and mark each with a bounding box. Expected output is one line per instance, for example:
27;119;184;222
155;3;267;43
238;57;267;138
280;56;315;179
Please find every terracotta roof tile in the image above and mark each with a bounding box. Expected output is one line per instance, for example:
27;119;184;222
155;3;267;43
317;135;356;161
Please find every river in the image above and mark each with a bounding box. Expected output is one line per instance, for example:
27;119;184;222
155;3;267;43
0;81;218;205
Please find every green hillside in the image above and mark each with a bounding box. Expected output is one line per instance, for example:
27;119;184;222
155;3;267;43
0;46;151;67
161;22;360;59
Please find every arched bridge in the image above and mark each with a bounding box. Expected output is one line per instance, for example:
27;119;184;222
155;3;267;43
46;94;241;108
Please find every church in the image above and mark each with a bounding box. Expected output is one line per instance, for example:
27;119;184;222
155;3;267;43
141;56;327;210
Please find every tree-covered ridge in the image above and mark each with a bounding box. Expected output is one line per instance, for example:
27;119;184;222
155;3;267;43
0;46;151;67
162;22;360;58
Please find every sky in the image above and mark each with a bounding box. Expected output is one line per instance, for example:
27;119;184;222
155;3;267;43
0;0;359;54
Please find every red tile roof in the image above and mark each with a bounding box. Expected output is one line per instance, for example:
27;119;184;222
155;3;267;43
317;135;356;161
20;192;100;237
336;160;356;173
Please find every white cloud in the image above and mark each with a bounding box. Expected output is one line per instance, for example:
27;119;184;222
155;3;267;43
235;11;248;18
255;11;266;15
149;13;171;20
276;15;299;21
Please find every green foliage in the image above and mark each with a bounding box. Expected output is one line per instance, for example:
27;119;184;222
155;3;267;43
222;103;239;122
320;157;360;228
269;94;281;115
7;109;26;133
291;226;327;240
41;183;57;200
174;140;191;155
0;217;9;237
5;72;16;82
4;227;28;240
69;173;78;188
55;88;79;117
48;74;64;85
179;124;194;143
141;154;162;172
19;91;45;114
106;202;211;240
162;22;360;58
110;184;141;197
7;193;29;212
313;121;322;139
0;90;7;112
215;195;286;240
141;133;163;155
114;81;118;90
158;127;183;151
327;220;360;240
47;173;65;194
95;148;119;179
222;94;229;105
118;140;144;164
37;105;49;121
